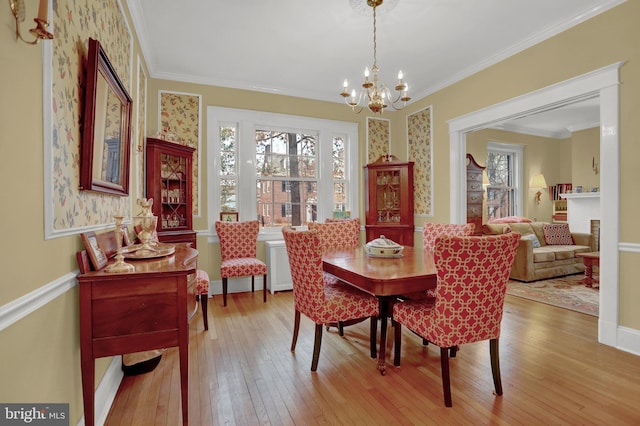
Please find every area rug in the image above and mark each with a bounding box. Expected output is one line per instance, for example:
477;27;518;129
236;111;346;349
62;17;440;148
506;274;599;316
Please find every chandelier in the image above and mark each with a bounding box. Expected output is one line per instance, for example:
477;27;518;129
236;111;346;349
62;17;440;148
340;0;410;114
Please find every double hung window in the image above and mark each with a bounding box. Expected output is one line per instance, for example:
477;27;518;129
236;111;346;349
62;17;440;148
485;142;523;220
209;107;358;234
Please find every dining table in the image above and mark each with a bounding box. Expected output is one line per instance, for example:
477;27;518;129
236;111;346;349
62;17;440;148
323;246;437;374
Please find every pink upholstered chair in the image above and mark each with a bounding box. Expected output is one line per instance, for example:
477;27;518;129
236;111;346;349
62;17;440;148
392;233;520;407
282;227;379;371
308;219;366;335
308;218;360;285
194;269;210;330
215;220;267;307
423;222;475;252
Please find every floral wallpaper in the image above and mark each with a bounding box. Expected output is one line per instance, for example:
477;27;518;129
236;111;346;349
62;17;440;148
159;92;201;215
407;106;432;215
50;0;132;231
367;117;390;163
136;58;147;199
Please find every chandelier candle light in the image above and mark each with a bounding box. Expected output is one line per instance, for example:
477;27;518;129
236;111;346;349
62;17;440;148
340;0;410;114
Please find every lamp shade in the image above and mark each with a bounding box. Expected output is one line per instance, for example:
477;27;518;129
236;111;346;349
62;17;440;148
530;174;547;189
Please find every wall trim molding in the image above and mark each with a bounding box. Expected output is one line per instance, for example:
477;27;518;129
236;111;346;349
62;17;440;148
0;272;78;332
0;272;123;426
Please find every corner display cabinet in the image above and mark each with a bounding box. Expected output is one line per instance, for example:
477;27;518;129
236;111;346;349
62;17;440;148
364;154;414;246
146;137;196;247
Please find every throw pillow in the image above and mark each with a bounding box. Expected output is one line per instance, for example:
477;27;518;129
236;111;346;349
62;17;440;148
542;223;574;245
520;233;541;248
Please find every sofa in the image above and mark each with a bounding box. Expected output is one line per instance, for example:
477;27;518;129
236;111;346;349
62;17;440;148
482;222;593;282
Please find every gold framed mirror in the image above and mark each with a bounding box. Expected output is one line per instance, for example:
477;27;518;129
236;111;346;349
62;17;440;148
80;37;132;196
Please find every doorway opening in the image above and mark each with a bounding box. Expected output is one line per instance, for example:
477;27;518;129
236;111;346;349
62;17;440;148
448;62;621;348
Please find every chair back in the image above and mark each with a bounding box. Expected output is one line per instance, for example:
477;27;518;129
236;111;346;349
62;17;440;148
308;218;360;253
423;223;475;251
215;220;260;261
431;233;519;347
282;227;325;317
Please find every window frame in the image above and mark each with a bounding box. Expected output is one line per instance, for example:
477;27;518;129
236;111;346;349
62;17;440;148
207;107;359;239
485;141;524;219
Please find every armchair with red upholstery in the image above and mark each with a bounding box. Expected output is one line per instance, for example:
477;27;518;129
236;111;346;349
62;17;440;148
282;227;379;371
393;233;520;407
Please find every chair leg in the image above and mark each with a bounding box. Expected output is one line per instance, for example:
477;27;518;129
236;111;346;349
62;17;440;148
251;275;255;293
440;347;453;407
311;323;323;372
291;310;301;352
263;273;267;302
490;338;503;396
200;294;209;331
450;345;458;358
222;277;228;307
370;316;378;359
422;338;429;346
338;322;345;336
393;320;402;366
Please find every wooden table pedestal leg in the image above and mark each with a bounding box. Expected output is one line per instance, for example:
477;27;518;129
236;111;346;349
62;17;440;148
583;259;594;288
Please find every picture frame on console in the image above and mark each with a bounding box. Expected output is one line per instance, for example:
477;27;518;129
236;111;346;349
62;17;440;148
81;231;108;270
121;225;134;246
220;212;238;222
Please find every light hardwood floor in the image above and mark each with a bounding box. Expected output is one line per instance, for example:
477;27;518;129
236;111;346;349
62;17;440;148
106;291;640;425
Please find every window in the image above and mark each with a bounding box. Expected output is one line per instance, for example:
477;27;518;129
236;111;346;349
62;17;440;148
485;142;523;220
219;124;237;212
257;129;317;226
208;107;359;235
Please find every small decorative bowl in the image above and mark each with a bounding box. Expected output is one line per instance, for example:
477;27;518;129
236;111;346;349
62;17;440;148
365;235;404;257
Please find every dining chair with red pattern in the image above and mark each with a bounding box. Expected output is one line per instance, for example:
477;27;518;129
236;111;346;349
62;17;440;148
392;233;520;407
402;222;477;331
308;219;367;335
308;218;361;284
282;227;379;371
422;222;475;252
215;220;267;307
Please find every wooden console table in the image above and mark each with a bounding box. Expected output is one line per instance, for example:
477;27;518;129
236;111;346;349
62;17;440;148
77;244;198;426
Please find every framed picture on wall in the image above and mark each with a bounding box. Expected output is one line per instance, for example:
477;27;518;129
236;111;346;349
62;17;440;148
220;212;239;222
81;231;108;270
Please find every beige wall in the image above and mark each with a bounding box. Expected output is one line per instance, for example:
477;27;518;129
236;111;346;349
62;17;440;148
571;127;601;191
1;1;639;422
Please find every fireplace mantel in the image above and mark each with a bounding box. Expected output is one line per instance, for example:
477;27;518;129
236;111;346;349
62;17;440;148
560;192;600;233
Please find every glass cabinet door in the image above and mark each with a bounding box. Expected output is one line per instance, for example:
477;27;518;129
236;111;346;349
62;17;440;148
374;170;401;223
160;153;188;229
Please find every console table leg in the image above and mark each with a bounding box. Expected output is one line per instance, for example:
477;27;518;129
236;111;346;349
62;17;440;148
81;356;95;426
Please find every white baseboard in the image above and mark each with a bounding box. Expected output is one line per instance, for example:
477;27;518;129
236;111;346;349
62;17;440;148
617;326;640;356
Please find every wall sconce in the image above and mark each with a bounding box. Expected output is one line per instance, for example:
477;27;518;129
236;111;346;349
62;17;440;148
530;174;547;205
592;156;600;175
9;0;54;45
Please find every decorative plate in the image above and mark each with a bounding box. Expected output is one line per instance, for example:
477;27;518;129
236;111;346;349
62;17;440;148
122;243;176;259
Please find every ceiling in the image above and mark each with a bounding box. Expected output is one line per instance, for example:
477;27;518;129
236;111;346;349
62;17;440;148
127;0;617;135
